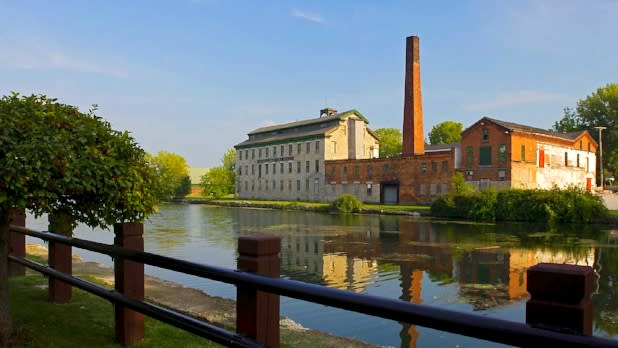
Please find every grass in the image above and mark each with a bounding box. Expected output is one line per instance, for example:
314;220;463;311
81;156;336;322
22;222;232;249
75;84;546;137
607;210;618;217
8;274;222;348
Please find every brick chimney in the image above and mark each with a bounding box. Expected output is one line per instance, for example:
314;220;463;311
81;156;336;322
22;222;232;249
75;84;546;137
402;36;424;156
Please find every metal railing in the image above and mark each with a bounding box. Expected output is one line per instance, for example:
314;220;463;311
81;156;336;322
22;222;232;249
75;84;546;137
9;224;618;348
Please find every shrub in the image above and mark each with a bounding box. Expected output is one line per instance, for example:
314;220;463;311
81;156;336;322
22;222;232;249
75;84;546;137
330;194;363;213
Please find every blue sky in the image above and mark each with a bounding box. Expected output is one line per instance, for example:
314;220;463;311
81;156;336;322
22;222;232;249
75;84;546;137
1;0;616;167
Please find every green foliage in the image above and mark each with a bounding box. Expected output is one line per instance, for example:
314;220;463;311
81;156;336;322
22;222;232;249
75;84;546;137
374;128;402;158
428;121;463;145
149;151;190;200
0;92;160;227
222;148;236;172
432;186;607;223
175;176;192;198
200;167;234;199
330;194;363;213
552;83;618;174
451;172;476;195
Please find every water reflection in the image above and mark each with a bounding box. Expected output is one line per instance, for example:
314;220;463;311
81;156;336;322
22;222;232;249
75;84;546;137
25;204;618;347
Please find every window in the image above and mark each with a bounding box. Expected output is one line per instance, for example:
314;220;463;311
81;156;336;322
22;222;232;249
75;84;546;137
258;165;262;178
383;164;388;174
343;166;347;176
296;180;300;191
252;181;255;191
580;140;583;150
430;184;437;195
265;164;269;175
297;143;301;154
306;142;310;153
521;145;525;162
539;149;545;168
498;144;506;163
564;152;568;167
420;163;427;173
272;180;276;190
306;161;310;173
281;145;284;156
315;160;319;172
265;180;268;191
305;179;310;191
431;161;437;173
480;146;491;165
252;149;255;159
245;165;248;176
288;162;292;173
288;180;292;191
245;181;248;191
331;166;336;177
466;146;473;164
498;169;506;181
280;180;283;191
297;161;301;173
265;147;269;158
314;140;319;153
577;154;580;167
482;128;489;141
441;161;448;173
354;166;360;179
289;144;292;155
420;184;426;195
273;146;277;157
239;151;242;161
259;148;262;158
441;183;448;194
238;166;242;175
280;162;284;174
251;165;255;175
367;165;373;177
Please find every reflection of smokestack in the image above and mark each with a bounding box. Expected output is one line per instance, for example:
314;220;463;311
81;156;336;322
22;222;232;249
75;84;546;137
402;36;424;156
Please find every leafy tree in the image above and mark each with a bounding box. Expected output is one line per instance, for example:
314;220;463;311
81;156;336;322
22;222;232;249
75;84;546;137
199;148;237;199
428;121;463;145
0;93;160;340
200;167;234;199
374;128;402;158
175;175;192;197
149;151;190;200
552;83;618;174
222;148;236;172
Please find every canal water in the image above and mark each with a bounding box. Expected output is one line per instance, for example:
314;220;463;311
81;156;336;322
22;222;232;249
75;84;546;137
26;203;618;347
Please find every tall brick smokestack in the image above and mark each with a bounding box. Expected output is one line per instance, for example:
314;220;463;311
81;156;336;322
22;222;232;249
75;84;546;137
402;35;424;156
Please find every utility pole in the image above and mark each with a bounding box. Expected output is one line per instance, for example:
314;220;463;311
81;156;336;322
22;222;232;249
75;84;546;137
595;126;607;191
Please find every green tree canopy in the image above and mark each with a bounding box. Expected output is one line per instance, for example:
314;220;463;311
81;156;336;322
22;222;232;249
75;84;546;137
222;148;236;172
199;148;237;199
428;121;463;145
374;128;402;158
149;151;190;200
552;83;618;175
0;93;160;337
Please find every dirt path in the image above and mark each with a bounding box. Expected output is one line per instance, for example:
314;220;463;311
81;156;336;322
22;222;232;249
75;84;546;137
25;244;380;348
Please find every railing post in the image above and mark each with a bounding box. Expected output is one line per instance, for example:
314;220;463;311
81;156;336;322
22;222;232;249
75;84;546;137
526;263;593;335
114;222;144;346
237;235;281;348
48;213;73;303
8;213;26;276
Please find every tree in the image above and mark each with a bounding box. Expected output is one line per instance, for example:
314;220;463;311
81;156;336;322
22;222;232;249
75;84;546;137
199;148;236;199
149;151;190;200
175;176;192;197
200;167;234;199
428;121;463;145
552;83;618;174
374;128;402;158
0;93;160;340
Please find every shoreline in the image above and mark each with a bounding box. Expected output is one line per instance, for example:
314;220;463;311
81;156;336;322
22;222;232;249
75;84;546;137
25;244;381;348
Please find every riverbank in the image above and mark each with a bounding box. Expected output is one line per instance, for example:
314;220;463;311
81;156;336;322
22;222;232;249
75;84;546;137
17;244;378;348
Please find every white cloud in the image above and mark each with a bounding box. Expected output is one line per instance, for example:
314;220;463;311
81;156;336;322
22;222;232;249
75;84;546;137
0;38;128;78
463;90;570;111
291;8;325;24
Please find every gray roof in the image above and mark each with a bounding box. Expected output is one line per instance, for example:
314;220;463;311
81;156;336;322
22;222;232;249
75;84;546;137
236;124;339;148
248;109;369;136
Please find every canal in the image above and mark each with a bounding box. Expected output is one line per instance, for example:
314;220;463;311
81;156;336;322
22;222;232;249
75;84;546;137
27;203;618;347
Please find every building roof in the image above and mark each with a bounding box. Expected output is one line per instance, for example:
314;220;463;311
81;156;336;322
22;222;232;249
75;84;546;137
248;109;369;136
236;109;375;148
465;117;591;143
425;142;459;152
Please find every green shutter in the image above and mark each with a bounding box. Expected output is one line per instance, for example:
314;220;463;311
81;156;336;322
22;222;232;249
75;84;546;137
480;146;492;165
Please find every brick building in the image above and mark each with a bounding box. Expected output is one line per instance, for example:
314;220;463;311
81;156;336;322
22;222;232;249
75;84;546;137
459;117;597;190
234;108;379;201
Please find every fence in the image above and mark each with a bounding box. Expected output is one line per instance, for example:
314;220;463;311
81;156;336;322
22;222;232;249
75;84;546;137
7;215;618;348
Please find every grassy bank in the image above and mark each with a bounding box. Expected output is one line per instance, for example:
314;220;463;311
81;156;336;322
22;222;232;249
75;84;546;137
9;274;222;348
182;197;431;216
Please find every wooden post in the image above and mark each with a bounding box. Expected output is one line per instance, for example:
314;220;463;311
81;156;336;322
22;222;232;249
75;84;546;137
48;213;73;303
8;214;26;276
114;222;144;346
526;263;593;335
237;235;281;348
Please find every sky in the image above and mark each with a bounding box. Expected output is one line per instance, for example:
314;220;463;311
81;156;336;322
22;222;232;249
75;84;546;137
1;0;617;168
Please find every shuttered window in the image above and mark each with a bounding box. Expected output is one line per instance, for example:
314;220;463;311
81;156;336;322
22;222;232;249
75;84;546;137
479;146;492;165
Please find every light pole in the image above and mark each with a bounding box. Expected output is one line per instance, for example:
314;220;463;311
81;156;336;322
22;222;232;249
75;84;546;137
595;126;607;190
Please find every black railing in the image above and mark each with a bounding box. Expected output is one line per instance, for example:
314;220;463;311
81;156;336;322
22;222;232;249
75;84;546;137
9;225;618;348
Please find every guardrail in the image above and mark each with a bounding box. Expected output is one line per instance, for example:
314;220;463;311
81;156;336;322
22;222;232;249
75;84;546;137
7;215;618;348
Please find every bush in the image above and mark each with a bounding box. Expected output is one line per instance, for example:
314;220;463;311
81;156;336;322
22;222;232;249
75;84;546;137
330;194;363;213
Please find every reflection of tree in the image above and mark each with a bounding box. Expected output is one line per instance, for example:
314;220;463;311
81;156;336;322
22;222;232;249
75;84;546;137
592;236;618;336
